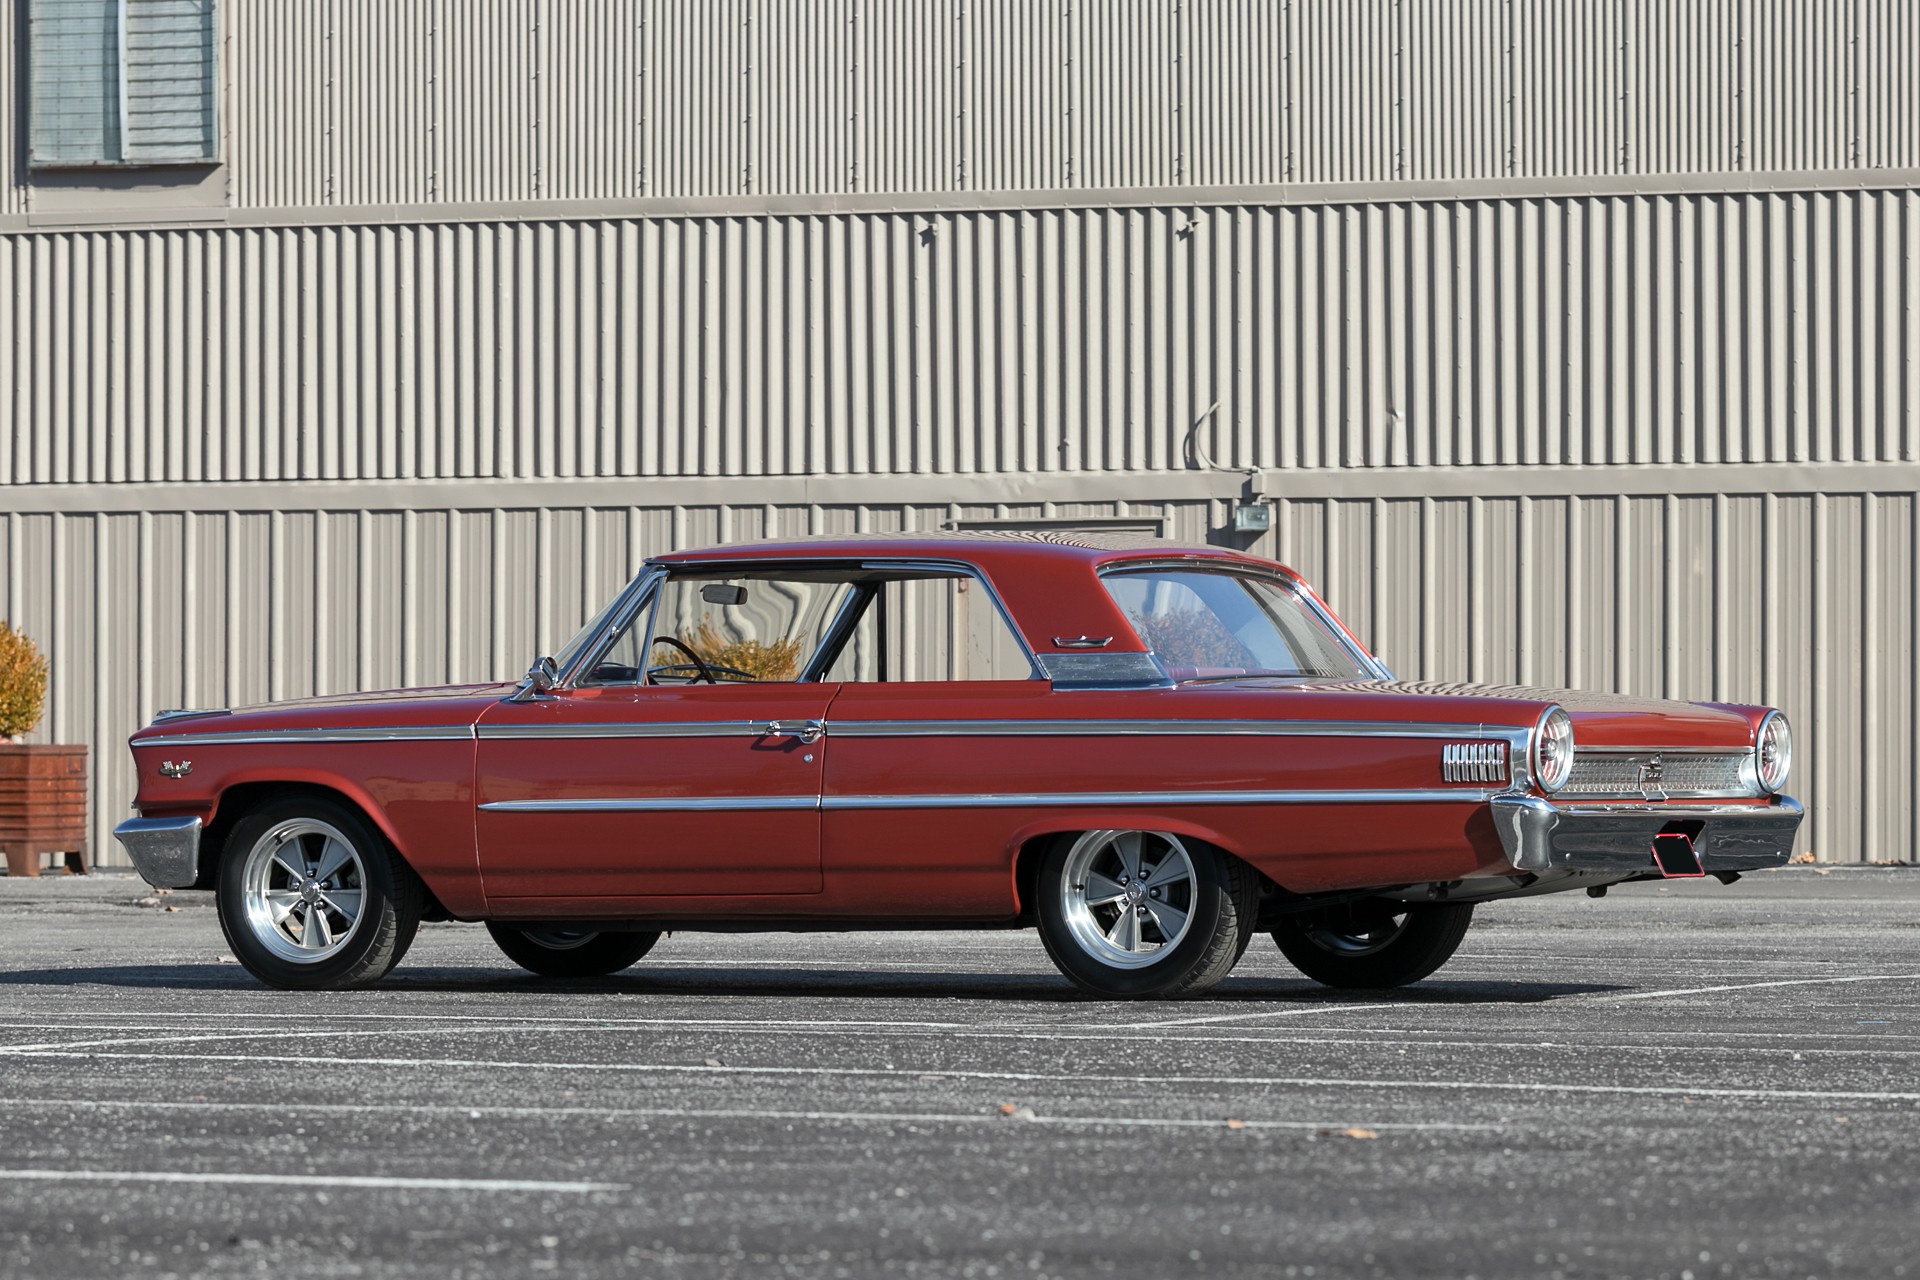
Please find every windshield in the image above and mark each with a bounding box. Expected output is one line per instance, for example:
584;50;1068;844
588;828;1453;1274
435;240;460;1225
1100;568;1371;681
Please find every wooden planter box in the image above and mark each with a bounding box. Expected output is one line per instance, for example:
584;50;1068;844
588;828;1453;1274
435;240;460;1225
0;744;89;876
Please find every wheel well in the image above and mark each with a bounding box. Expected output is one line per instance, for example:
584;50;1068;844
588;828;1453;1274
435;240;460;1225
1011;828;1288;927
195;781;449;919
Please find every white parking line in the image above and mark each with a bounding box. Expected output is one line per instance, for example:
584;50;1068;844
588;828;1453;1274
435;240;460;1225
13;1048;1920;1105
0;1097;1500;1133
1580;973;1920;1002
0;1170;624;1194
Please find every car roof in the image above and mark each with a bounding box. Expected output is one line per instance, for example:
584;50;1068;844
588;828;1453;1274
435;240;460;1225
647;532;1315;658
649;529;1295;574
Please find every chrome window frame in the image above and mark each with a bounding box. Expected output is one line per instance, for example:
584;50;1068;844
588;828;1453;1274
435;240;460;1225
567;555;1046;688
554;567;666;689
1093;559;1395;683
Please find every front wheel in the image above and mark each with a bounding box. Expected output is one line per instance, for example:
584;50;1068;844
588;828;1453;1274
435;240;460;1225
487;924;660;977
1036;830;1256;999
1271;901;1474;988
217;798;423;991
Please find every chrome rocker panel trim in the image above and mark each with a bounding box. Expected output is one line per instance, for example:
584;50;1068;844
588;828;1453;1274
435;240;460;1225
112;816;204;889
1490;794;1804;875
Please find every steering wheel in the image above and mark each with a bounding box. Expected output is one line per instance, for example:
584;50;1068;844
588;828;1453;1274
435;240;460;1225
648;636;719;684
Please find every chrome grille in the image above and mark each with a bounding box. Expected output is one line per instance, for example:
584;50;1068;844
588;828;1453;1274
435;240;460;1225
1441;741;1508;784
1561;751;1754;799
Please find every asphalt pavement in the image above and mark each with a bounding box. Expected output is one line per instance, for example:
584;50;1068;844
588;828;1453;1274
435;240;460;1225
1;869;1917;1279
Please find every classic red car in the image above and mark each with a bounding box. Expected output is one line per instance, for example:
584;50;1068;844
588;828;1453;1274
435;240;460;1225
115;532;1801;997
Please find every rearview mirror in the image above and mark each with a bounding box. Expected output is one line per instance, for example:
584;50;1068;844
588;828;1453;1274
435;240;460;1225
701;583;748;606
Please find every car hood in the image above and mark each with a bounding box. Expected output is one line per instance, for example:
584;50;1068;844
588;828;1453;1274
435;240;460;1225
132;683;518;742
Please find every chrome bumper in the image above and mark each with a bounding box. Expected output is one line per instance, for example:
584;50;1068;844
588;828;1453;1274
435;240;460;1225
1490;795;1803;875
112;816;204;889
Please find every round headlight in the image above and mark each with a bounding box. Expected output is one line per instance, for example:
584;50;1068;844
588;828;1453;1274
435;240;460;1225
1756;710;1793;794
1533;706;1575;793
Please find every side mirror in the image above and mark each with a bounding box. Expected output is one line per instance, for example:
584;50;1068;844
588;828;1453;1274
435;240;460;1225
509;655;560;702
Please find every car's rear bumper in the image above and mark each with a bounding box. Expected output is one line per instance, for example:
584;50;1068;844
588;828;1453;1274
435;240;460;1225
1490;794;1803;876
112;816;203;889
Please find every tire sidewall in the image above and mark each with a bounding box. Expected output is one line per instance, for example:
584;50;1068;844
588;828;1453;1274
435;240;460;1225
486;923;660;977
1035;833;1243;998
217;797;410;991
1271;901;1474;988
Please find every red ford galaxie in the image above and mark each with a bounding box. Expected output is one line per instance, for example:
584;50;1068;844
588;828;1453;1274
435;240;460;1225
115;533;1801;997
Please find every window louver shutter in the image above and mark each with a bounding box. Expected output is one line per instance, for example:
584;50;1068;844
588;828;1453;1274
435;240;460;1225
121;0;217;163
27;0;216;167
27;0;121;167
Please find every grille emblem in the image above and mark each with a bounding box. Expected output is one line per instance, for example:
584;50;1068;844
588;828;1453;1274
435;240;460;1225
1637;754;1666;800
1441;742;1507;784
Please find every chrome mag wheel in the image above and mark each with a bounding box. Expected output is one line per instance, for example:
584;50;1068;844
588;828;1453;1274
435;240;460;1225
1057;829;1198;969
240;817;369;964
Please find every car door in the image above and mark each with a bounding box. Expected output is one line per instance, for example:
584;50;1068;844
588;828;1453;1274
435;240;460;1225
474;683;835;905
473;568;853;909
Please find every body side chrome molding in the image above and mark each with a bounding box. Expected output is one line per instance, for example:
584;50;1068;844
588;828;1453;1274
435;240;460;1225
830;717;1532;741
480;795;821;813
135;724;478;747
480;787;1496;814
477;720;795;741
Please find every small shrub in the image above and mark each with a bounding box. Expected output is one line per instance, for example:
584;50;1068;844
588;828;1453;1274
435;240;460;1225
655;616;805;682
0;622;48;740
1127;606;1255;669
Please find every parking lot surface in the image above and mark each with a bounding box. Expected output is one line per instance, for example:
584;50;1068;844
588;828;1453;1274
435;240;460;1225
1;869;1917;1279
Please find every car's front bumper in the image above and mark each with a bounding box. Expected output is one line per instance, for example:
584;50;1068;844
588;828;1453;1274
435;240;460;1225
1490;794;1803;876
112;816;204;889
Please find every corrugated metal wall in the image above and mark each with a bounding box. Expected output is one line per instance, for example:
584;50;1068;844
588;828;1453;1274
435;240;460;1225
6;189;1917;486
1;0;1911;212
2;490;1911;868
2;1;1916;872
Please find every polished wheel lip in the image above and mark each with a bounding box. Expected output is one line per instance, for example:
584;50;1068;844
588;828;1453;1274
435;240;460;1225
1058;829;1197;970
520;929;599;951
1301;911;1411;958
240;818;369;965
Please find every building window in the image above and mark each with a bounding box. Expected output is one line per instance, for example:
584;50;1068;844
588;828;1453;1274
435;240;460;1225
28;0;218;168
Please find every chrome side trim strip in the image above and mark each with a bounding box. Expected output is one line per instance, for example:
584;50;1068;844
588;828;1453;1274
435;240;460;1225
135;724;478;747
480;796;822;813
830;718;1532;741
481;788;1491;814
826;788;1490;809
476;720;784;740
1032;651;1175;690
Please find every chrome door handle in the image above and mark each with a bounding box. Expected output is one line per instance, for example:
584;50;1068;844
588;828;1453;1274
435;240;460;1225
764;720;824;744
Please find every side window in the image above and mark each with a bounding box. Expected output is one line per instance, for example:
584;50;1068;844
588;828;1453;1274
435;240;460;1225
587;574;854;685
827;576;1033;683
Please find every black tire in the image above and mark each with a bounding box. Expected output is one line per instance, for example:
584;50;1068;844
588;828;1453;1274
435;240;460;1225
1271;901;1474;988
1036;830;1257;999
217;796;424;991
487;924;660;977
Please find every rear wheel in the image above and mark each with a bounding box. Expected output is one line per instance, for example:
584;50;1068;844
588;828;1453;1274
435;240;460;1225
487;924;660;977
1036;830;1256;999
217;797;423;991
1271;901;1474;988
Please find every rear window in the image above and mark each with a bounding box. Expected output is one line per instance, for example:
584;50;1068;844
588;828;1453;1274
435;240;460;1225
1100;569;1370;681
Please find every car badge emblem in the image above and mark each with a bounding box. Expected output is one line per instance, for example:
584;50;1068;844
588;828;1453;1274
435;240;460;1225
1636;754;1665;800
159;760;193;779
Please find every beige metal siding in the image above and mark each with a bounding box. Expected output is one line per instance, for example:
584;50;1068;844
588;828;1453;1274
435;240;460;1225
2;490;1908;869
2;0;17;215
13;0;1889;211
4;189;1916;487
